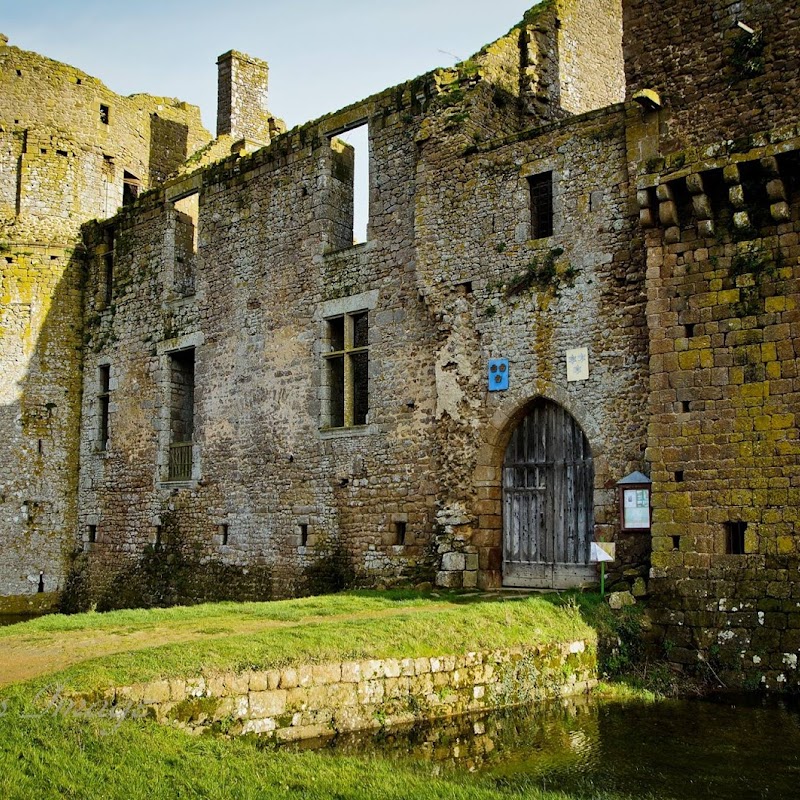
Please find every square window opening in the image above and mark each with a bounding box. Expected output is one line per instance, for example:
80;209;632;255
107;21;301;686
674;470;684;482
529;172;554;239
725;521;747;555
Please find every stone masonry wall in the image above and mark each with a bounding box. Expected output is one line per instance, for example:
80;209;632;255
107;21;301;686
88;639;595;741
0;35;211;607
623;0;800;154
624;0;800;689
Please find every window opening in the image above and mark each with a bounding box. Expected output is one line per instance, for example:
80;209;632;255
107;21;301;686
122;171;141;206
529;172;554;239
395;521;407;546
684;323;695;337
220;524;229;546
100;104;109;124
173;193;199;295
168;349;195;481
154;525;163;547
674;470;684;482
102;226;114;306
671;535;680;551
681;400;691;413
98;365;110;450
330;122;369;246
299;524;309;547
324;311;369;428
87;524;97;544
725;521;747;554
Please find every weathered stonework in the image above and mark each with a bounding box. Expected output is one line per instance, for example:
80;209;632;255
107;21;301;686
80;639;596;741
1;1;799;688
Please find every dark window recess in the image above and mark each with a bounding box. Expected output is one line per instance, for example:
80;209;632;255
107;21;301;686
299;524;309;547
87;525;97;544
725;521;747;555
154;525;163;547
122;171;141;206
98;365;110;450
682;400;691;413
684;323;695;337
56;149;68;157
100;104;110;124
529;172;554;239
674;470;684;483
395;521;407;546
102;226;114;305
173;193;199;296
37;439;43;455
220;524;229;546
325;310;369;428
168;349;195;481
672;535;680;551
16;69;22;77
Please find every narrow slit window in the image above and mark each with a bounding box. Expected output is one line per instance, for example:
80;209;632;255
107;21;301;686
220;524;229;546
299;524;309;547
168;349;195;481
395;521;407;546
98;365;110;450
100;104;110;124
173;193;199;296
529;172;554;239
102;226;115;306
87;524;97;544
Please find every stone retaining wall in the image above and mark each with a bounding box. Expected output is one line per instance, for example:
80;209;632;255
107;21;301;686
98;639;595;741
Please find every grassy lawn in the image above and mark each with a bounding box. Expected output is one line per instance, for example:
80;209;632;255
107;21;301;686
0;590;647;800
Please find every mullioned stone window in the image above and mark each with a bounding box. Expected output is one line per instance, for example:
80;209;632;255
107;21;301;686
319;290;378;431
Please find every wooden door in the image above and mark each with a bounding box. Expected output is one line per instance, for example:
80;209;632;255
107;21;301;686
502;399;595;589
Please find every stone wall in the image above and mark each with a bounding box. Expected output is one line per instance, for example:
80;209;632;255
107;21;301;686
69;7;647;606
96;639;595;740
620;0;800;689
0;35;211;607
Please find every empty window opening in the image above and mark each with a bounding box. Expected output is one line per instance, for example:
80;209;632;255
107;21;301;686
100;104;110;125
87;524;97;544
37;438;43;455
102;226;115;306
529;172;554;239
725;521;747;554
671;535;681;551
219;524;229;546
56;149;68;158
16;69;22;77
168;349;195;481
173;193;199;295
395;521;407;546
154;525;163;547
684;323;695;337
674;470;684;482
76;77;82;85
330;122;369;246
40;148;47;155
299;523;309;547
325;310;369;428
670;177;695;230
97;364;110;450
681;400;691;413
456;280;473;295
122;171;141;206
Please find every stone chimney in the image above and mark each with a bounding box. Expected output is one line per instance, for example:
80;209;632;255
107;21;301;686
216;50;280;145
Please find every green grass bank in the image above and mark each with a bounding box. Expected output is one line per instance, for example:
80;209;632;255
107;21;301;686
0;590;650;800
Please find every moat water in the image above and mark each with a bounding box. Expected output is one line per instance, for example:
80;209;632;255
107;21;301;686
303;692;800;799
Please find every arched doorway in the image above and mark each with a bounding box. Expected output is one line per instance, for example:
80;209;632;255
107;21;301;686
502;398;595;589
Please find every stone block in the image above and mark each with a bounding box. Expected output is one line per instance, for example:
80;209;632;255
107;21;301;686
249;690;287;718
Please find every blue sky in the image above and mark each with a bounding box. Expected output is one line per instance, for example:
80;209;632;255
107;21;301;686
3;0;539;132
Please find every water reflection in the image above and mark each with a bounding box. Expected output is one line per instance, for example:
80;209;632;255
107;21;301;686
302;693;800;799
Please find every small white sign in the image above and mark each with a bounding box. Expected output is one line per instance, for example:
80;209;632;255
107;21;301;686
566;347;589;382
590;542;616;563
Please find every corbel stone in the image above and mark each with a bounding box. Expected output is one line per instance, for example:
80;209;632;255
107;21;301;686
733;210;752;230
723;164;741;185
685;173;704;195
639;208;655;228
766;179;786;202
692;194;713;220
659;200;679;227
697;219;715;238
729;184;746;209
760;156;779;177
770;202;791;223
